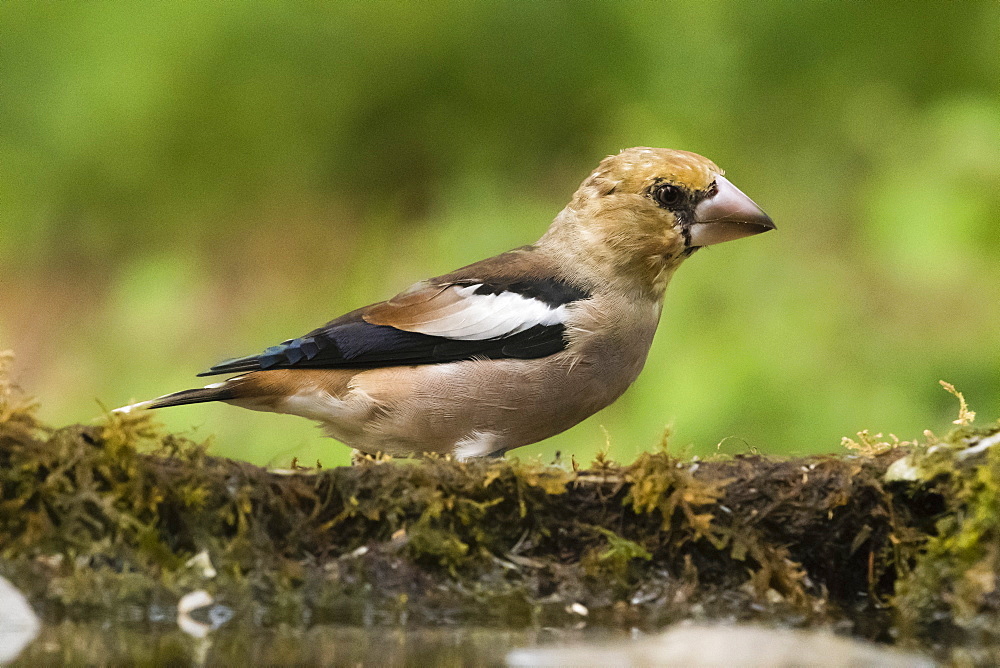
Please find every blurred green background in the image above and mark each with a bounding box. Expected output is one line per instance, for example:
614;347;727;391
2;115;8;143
2;1;999;467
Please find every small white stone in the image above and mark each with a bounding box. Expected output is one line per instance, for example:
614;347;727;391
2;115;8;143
184;550;217;579
885;456;921;482
0;576;40;664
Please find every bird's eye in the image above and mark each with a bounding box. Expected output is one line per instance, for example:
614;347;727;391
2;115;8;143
653;184;684;209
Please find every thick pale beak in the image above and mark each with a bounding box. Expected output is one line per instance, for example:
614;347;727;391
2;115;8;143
688;175;775;247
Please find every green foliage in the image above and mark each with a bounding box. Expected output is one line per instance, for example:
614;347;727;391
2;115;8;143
1;1;999;469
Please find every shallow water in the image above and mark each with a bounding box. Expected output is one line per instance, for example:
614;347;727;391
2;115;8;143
12;622;630;666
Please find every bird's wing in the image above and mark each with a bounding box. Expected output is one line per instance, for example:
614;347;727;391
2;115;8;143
199;256;591;376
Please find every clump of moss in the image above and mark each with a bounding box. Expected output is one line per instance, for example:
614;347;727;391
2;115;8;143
892;423;1000;657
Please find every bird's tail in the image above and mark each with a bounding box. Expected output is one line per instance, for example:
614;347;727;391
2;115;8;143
115;382;237;413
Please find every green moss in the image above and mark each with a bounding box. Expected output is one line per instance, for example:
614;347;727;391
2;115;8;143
624;450;725;542
894;422;1000;651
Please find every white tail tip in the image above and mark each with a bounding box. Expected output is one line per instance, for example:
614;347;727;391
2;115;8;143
113;401;152;414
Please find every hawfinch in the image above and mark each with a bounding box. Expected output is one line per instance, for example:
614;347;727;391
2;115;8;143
121;148;774;459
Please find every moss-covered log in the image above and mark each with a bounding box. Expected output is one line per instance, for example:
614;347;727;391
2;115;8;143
3;353;1000;663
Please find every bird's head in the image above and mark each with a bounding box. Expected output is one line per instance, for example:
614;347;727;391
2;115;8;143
543;147;775;295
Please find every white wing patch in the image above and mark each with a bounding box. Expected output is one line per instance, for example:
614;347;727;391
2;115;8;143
403;284;570;341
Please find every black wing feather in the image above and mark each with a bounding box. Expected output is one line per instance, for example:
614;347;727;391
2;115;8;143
198;274;589;377
198;317;569;376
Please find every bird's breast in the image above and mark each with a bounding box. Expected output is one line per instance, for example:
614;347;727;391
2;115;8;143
562;294;662;384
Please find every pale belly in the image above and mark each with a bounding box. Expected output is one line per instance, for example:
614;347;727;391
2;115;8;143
272;343;649;459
